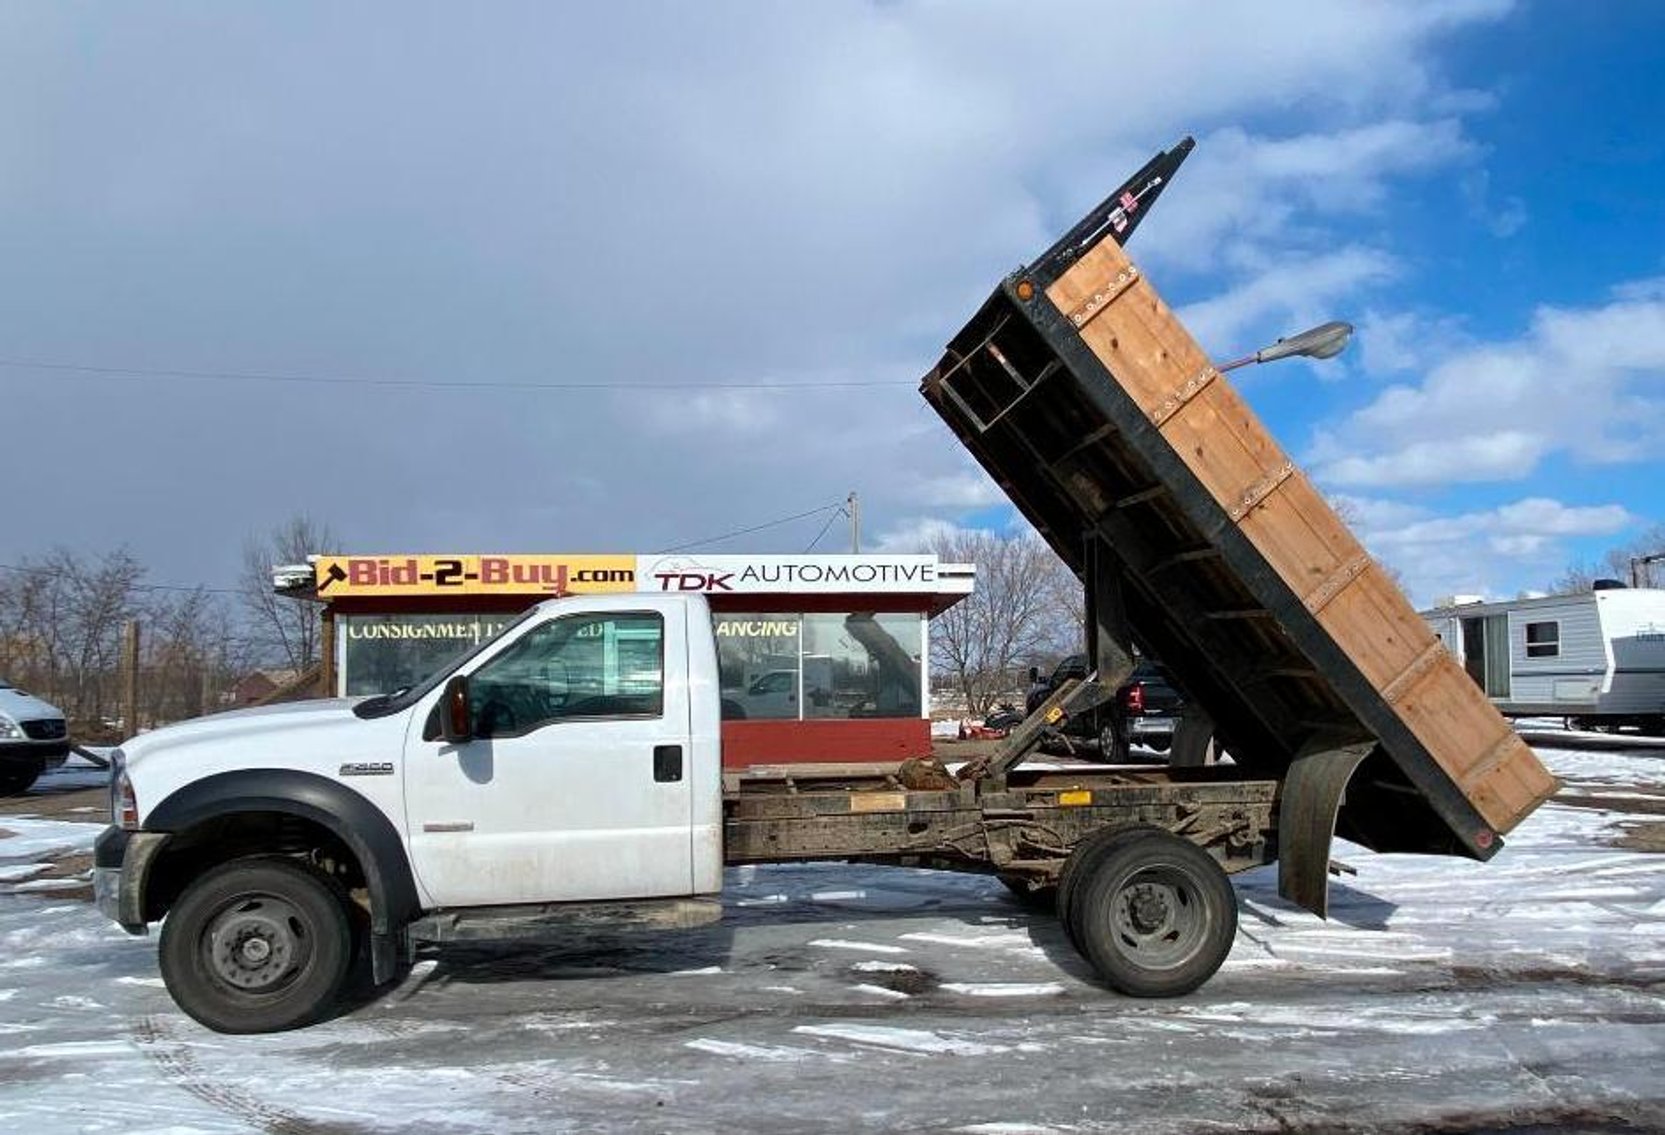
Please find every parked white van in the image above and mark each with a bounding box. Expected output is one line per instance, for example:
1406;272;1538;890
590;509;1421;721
0;679;71;794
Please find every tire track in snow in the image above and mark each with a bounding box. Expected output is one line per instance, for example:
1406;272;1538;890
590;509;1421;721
130;1014;342;1135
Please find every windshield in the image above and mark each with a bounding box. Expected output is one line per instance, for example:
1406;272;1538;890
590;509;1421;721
353;606;540;719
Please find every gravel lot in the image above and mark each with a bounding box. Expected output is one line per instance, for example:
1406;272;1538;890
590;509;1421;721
0;746;1661;1133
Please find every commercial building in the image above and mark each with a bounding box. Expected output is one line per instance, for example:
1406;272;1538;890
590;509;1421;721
281;552;975;768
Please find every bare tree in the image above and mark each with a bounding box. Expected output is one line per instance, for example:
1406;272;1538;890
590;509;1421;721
239;515;339;672
141;587;242;724
1553;523;1665;593
0;548;144;725
926;528;1078;715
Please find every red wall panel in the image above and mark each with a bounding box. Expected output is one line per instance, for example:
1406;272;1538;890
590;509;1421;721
720;718;930;768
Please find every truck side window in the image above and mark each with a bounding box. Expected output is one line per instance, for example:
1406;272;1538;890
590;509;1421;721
469;612;664;736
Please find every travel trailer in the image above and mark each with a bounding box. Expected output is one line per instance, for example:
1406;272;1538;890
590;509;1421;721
1423;586;1665;732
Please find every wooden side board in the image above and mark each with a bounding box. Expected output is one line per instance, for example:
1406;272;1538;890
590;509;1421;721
1044;238;1558;834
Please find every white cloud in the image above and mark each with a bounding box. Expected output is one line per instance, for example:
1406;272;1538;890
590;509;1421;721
912;471;1005;509
1318;430;1546;487
1178;246;1399;354
872;516;974;555
1460;168;1528;237
1311;283;1665;488
1339;494;1634;604
1354;308;1472;376
0;1;1524;583
1138;119;1475;273
634;388;783;436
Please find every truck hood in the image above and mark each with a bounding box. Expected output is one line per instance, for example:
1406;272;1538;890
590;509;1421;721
0;685;65;723
121;699;367;768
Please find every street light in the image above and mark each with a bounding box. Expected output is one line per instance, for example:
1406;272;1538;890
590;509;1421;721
1217;320;1354;373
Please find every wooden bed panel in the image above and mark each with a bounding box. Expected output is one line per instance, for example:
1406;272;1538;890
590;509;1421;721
1040;237;1556;838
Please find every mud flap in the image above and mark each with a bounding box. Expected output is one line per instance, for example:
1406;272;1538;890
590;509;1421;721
1277;740;1375;917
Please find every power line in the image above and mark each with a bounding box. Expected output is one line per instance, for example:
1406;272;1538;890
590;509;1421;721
0;358;914;393
802;507;848;553
0;562;239;596
657;502;845;555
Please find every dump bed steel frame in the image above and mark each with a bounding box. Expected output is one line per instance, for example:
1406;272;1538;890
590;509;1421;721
919;139;1557;866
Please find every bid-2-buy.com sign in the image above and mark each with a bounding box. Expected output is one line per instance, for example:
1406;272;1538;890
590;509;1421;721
313;555;636;597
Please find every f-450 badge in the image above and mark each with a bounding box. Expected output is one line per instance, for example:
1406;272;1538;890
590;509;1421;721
339;762;395;777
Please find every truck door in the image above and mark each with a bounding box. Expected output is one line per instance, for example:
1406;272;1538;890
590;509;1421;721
402;604;695;907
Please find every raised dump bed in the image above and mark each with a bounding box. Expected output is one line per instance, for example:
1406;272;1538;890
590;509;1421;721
922;138;1557;866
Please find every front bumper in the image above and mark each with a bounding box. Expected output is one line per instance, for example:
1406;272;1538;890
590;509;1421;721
93;825;169;935
0;740;70;766
1128;715;1177;741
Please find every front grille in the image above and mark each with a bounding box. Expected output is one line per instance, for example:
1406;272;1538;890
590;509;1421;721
21;719;66;741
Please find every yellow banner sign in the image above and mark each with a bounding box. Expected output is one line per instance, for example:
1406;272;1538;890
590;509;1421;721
314;555;636;598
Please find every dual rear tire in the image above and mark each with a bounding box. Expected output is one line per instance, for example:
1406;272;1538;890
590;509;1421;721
1057;826;1238;997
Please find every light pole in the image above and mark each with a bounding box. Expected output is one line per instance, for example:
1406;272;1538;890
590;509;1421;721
1217;320;1354;373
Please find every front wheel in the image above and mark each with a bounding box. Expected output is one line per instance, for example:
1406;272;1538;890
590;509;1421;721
1069;830;1237;998
159;857;354;1034
0;757;44;796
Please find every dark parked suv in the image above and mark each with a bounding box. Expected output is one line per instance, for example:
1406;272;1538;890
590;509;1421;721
1025;656;1184;761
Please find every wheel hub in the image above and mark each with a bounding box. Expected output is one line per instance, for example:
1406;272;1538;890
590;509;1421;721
1127;884;1171;933
206;898;308;992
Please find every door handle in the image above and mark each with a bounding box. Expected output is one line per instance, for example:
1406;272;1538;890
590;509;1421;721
653;744;683;783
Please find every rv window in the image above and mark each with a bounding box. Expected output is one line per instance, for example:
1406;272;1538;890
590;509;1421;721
1525;620;1560;659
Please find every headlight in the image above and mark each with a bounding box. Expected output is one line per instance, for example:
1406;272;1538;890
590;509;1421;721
0;715;21;740
110;752;138;829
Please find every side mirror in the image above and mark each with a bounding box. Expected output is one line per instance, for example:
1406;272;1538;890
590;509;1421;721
441;675;472;744
1027;666;1040;683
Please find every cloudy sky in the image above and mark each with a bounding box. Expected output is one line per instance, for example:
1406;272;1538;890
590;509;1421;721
2;1;1661;606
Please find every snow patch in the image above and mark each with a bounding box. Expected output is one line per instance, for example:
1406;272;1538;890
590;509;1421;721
0;816;102;859
10;1039;133;1058
685;1037;814;1062
0;863;50;882
940;982;1066;998
794;1023;1008;1056
850;960;920;973
850;983;910;1000
807;938;908;954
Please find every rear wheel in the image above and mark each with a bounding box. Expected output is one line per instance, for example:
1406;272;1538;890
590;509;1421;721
1070;830;1237;997
1098;714;1130;762
1056;824;1166;952
0;758;44;796
159;857;354;1034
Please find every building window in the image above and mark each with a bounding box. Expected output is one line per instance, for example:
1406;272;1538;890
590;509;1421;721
1525;620;1560;659
801;612;923;720
714;614;801;720
340;613;517;697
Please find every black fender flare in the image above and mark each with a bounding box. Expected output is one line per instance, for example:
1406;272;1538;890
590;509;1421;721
145;769;420;980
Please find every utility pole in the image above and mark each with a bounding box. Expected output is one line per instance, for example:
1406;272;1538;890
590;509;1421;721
120;620;141;734
1632;552;1665;588
847;491;860;554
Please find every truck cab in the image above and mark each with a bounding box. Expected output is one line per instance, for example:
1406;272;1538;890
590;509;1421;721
96;592;723;1032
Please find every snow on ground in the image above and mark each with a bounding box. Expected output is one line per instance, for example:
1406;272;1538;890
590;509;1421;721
0;745;1660;1132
